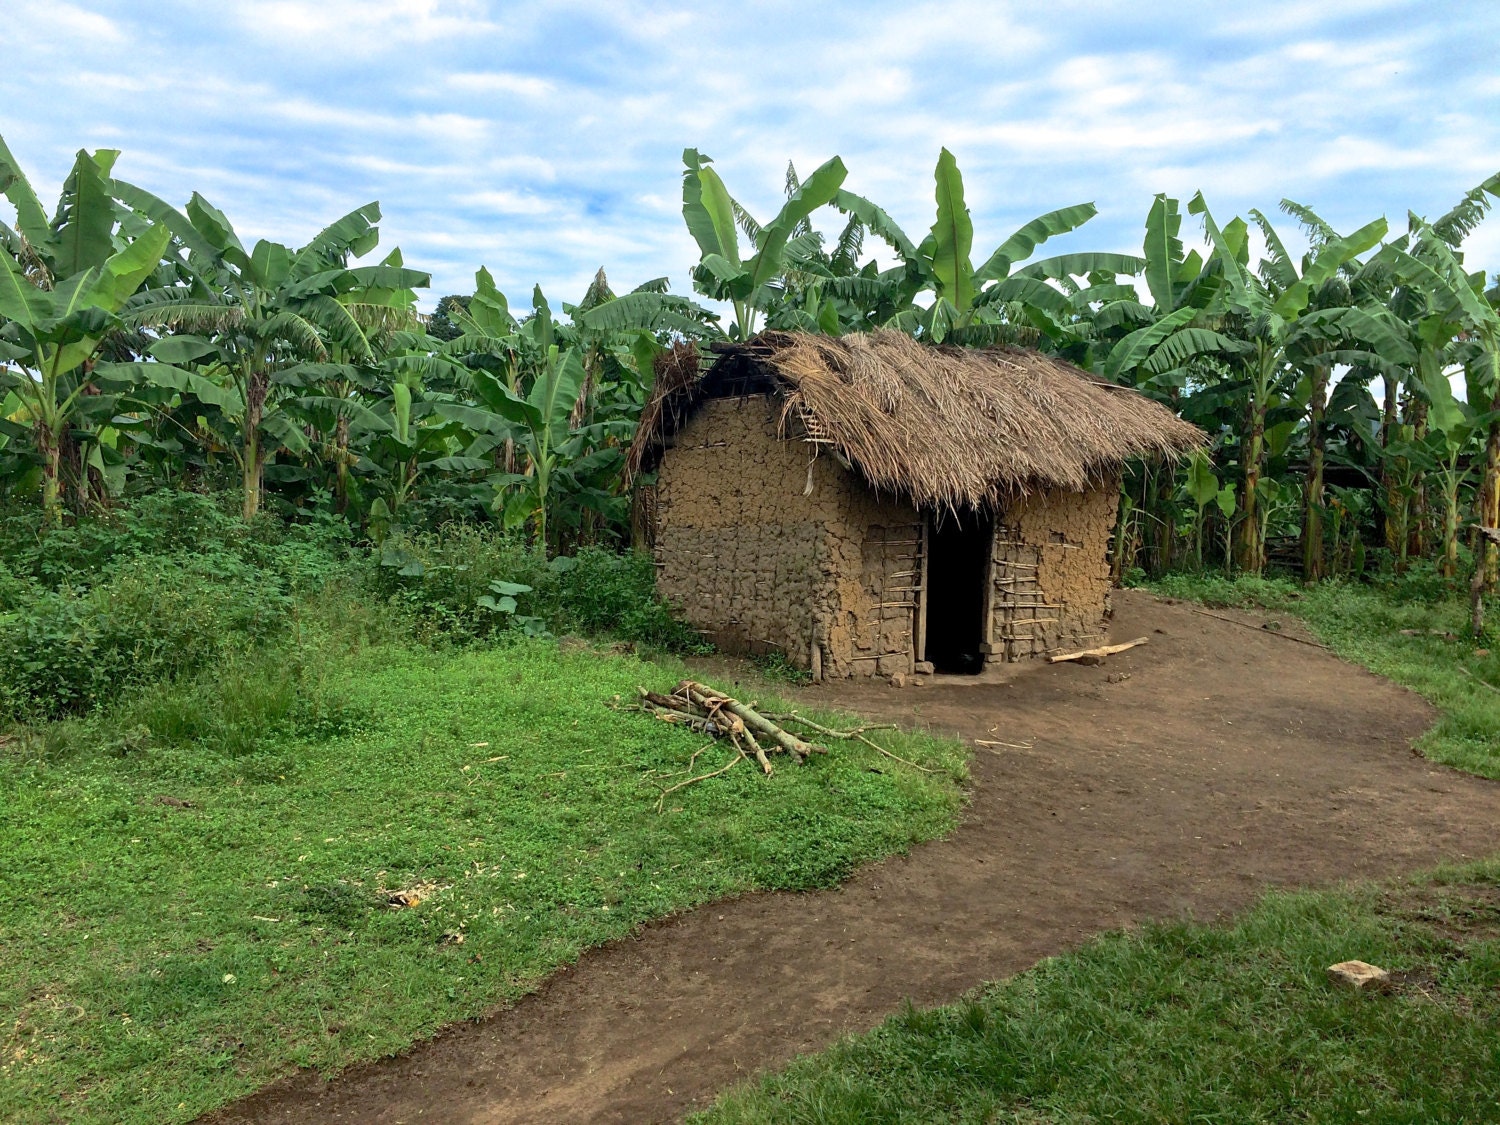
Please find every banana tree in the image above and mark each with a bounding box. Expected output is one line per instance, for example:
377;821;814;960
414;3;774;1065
113;183;428;518
356;374;490;538
1383;225;1500;628
681;149;848;340
479;343;585;550
1173;195;1386;573
0;139;170;520
832;149;1143;344
1087;193;1236;574
1389;392;1487;580
439;267;709;543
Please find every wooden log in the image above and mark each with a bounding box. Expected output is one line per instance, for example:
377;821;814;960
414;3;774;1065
740;726;774;774
680;681;822;760
1046;637;1149;664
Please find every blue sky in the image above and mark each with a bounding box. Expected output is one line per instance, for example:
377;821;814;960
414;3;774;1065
6;0;1500;309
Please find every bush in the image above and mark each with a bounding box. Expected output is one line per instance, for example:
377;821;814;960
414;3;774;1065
0;496;702;726
547;548;710;652
0;491;353;594
0;556;294;720
369;527;709;652
369;525;551;644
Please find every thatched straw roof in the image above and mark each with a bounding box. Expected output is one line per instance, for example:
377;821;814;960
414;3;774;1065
629;330;1204;509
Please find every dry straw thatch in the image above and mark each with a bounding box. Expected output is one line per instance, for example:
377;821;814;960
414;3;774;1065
631;330;1204;509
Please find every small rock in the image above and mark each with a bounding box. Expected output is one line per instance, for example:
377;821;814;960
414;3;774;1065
1327;960;1390;991
913;661;935;675
1106;672;1131;684
887;673;907;688
1153;627;1167;635
1076;654;1105;667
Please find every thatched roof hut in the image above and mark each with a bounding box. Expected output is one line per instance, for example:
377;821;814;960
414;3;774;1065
634;330;1202;680
629;329;1203;509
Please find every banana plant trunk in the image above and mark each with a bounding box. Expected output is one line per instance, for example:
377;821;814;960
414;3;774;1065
69;431;90;514
1302;365;1328;583
334;413;351;514
1480;397;1500;590
35;417;62;524
242;369;269;520
1144;466;1175;577
1381;376;1402;559
1441;474;1460;580
1235;400;1266;574
1407;399;1429;562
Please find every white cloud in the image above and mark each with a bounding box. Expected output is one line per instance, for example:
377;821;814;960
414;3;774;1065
12;0;123;42
3;0;1498;310
446;72;556;99
457;190;556;215
239;0;503;52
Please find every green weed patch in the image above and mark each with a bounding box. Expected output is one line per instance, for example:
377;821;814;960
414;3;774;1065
697;862;1500;1123
0;640;966;1124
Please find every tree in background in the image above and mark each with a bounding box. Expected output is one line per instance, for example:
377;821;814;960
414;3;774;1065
0;140;171;521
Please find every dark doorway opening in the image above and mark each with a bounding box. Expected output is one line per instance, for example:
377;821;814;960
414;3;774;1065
923;508;993;674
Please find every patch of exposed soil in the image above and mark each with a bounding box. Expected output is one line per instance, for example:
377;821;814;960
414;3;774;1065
1379;881;1500;944
205;590;1500;1125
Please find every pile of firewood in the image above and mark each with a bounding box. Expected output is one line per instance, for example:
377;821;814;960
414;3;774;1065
627;679;927;811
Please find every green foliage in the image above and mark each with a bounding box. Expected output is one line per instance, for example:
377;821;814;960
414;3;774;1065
0;493;356;720
0;640;967;1124
546;548;711;652
2;130;1497;593
371;525;710;652
0;555;294;720
696;863;1500;1123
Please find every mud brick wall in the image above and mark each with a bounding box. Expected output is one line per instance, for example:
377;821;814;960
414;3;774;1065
987;478;1119;663
820;481;921;678
655;395;1120;674
653;397;836;665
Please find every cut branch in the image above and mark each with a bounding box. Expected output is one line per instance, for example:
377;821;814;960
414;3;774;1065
1047;637;1149;663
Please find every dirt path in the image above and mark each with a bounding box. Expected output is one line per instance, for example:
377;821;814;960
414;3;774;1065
208;591;1500;1124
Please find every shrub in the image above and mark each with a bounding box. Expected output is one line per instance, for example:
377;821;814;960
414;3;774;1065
369;525;550;644
0;492;353;594
546;548;710;652
369;527;709;652
0;556;294;720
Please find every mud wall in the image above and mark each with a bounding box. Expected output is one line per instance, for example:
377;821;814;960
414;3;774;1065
985;478;1119;663
653;397;835;666
651;396;918;678
653;397;1119;674
819;477;922;679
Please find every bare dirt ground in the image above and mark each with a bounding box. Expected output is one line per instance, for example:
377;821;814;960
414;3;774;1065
207;590;1500;1125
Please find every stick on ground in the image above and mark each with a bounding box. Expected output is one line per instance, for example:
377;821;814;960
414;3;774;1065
653;748;745;813
1047;638;1149;663
1186;607;1330;650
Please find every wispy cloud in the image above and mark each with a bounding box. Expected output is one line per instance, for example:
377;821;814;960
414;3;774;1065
0;0;1496;304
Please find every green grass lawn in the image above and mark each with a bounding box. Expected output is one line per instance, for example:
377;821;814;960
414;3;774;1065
0;639;967;1124
1144;573;1500;779
696;861;1500;1124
